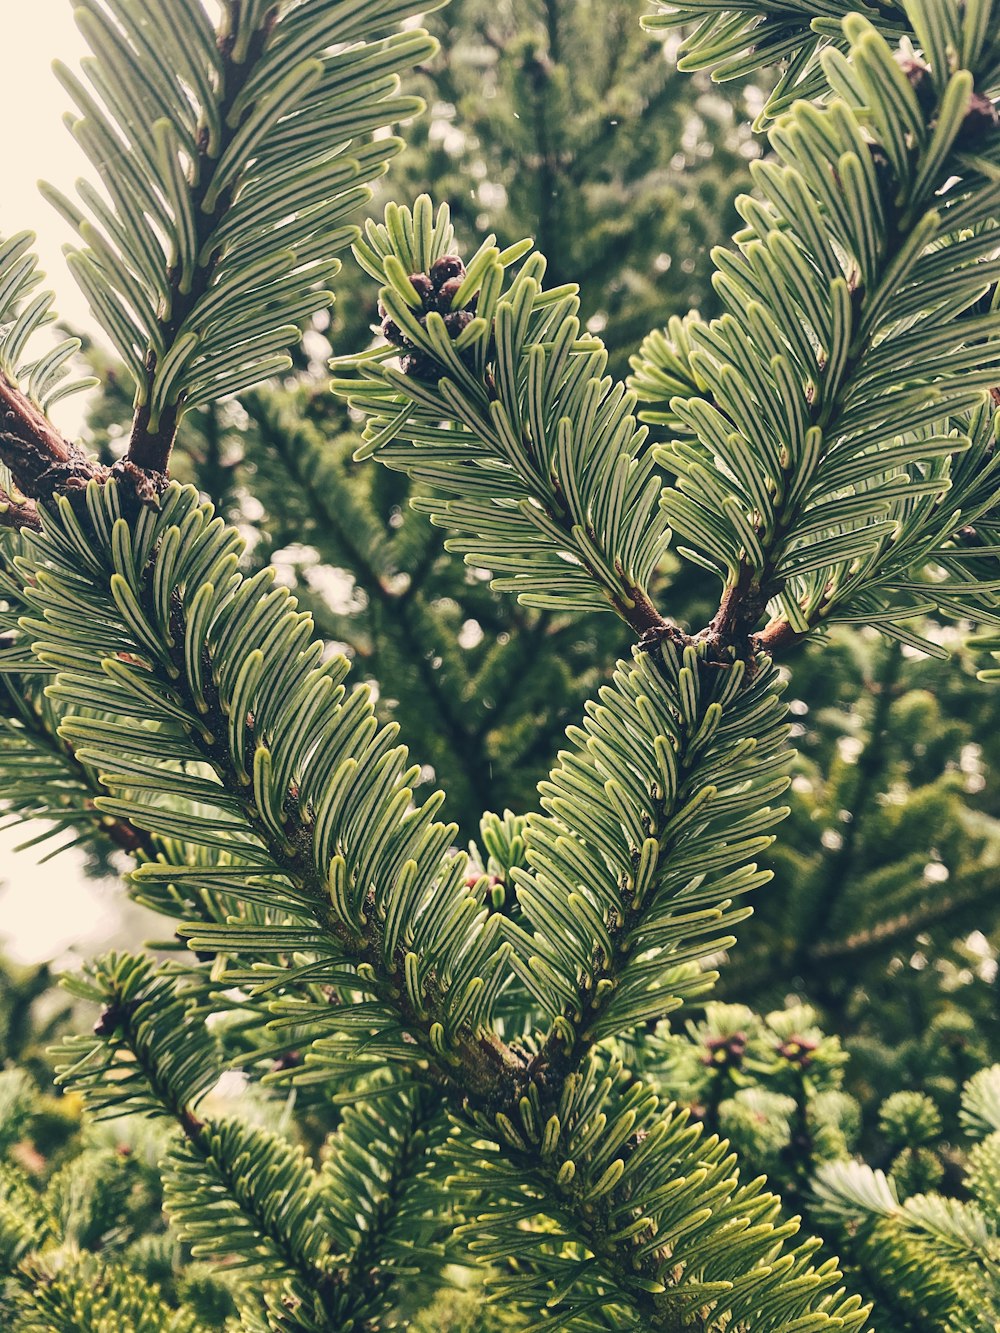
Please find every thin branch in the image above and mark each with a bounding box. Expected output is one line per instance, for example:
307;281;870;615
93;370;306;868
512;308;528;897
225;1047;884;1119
0;377;103;500
124;14;278;476
0;485;41;533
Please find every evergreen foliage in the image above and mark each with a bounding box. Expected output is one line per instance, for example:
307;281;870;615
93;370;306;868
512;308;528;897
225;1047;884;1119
398;0;757;374
813;1064;1000;1331
0;0;999;1329
717;634;1000;1039
67;0;755;840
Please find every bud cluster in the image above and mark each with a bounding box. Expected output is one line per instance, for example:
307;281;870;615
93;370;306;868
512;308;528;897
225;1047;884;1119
702;1030;748;1070
866;57;1000;218
380;254;476;381
897;54;999;146
777;1034;819;1068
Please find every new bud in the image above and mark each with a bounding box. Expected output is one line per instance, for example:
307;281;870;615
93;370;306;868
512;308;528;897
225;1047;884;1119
429;254;466;286
956;91;1000;148
435;276;465;310
381;317;405;346
443;309;473;337
408;272;435;304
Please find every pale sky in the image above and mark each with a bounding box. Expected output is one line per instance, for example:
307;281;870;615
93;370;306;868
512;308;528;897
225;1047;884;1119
7;7;93;342
3;7;122;962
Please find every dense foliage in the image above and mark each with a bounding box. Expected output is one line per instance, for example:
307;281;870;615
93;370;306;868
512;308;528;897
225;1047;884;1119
1;0;1000;1329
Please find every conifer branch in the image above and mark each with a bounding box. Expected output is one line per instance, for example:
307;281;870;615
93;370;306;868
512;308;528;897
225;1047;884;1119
0;379;103;502
808;872;1000;968
43;0;441;477
814;1148;1000;1330
318;1089;454;1320
506;643;791;1059
0;232;101;500
451;1050;869;1331
334;199;676;642
642;0;912;122
343;16;1000;661
121;12;279;475
631;16;1000;655
14;480;870;1326
0;674;157;862
19;480;523;1105
52;955;390;1329
5;1254;208;1333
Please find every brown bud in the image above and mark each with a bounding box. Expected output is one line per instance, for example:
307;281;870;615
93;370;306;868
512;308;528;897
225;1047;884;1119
401;351;438;381
956;91;1000;148
430;254;466;286
897;56;936;118
444;309;473;338
94;1004;124;1037
435;276;465;310
408;272;435;304
778;1035;819;1066
702;1031;747;1068
381;317;405;347
271;1050;302;1072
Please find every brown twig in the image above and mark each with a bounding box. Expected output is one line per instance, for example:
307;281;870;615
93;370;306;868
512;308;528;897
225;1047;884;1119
0;377;103;500
0;484;42;532
0;372;172;511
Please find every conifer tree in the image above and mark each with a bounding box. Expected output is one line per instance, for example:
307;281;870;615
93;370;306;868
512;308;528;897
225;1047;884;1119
1;0;1000;1329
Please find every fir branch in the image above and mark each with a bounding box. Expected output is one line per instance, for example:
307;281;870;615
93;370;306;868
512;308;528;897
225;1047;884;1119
319;1088;454;1320
163;1119;341;1323
451;1050;870;1331
9;2;1000;1325
0;675;157;862
9;1253;207;1333
641;1;911;122
506;643;791;1058
20;480;523;1105
333;198;675;642
54;954;220;1129
631;13;1000;654
342;17;1000;661
813;1157;1000;1329
0;233;102;500
54;956;456;1329
0;377;103;502
808;870;1000;969
18;481;870;1327
45;0;440;476
51;956;340;1328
